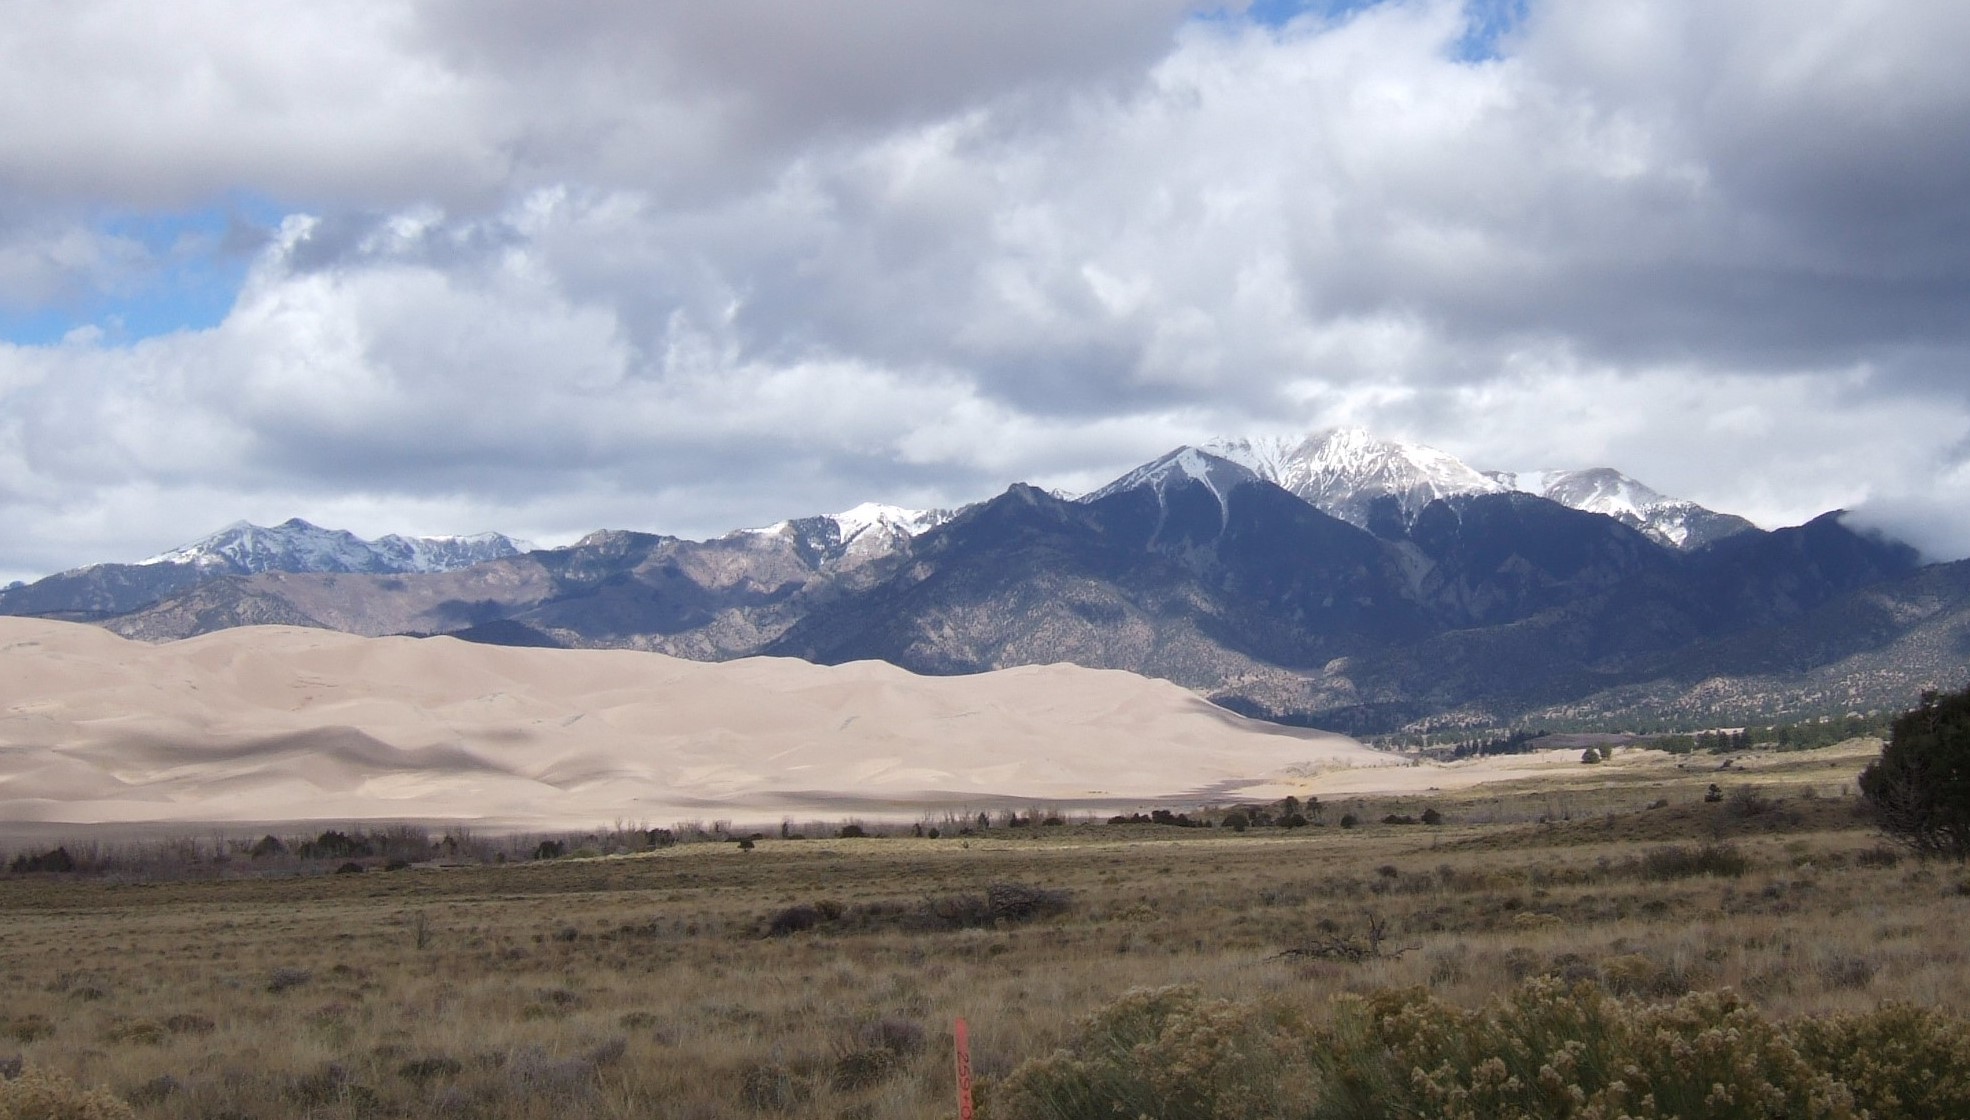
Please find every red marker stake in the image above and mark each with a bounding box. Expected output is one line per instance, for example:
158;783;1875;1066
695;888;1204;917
955;1017;974;1120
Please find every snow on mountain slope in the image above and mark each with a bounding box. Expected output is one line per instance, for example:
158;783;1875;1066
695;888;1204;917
1490;468;1667;522
140;518;535;575
1090;427;1763;549
1487;467;1757;549
737;503;957;567
1205;428;1504;528
371;532;540;573
1082;446;1262;507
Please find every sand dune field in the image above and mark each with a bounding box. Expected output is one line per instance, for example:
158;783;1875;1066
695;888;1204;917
0;617;1395;831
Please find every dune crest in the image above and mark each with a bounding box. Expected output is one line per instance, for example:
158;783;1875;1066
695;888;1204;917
0;618;1387;830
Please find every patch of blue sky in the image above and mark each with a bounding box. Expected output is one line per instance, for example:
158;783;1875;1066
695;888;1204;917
1197;0;1527;60
0;194;287;348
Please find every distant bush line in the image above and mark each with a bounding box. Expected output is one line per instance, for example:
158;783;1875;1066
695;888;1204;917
0;797;1420;881
765;882;1071;938
1383;712;1894;758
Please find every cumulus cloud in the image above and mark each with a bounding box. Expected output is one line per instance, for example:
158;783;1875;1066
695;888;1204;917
3;0;1970;580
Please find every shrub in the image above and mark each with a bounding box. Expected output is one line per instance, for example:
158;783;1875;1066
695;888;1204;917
1728;784;1779;818
1339;813;1359;829
504;1046;596;1101
1856;845;1902;869
7;847;75;874
766;904;823;936
831;1048;899;1091
0;1067;137;1120
2;1016;54;1043
299;830;372;860
994;986;1310;1120
1792;1002;1970;1119
1861;684;1970;858
1818;955;1878;991
855;1016;926;1057
838;824;868;839
739;1062;806;1111
1312;980;1856;1120
1642;842;1749;880
1420;807;1443;826
100;1018;167;1045
1004;978;1970;1120
162;1014;213;1036
397;1056;463;1083
266;967;312;993
1598;953;1696;998
984;882;1072;923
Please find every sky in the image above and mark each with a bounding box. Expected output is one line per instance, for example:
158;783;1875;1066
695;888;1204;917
4;0;1970;583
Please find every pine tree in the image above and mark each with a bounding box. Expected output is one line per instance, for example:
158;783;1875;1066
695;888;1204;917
1860;686;1970;859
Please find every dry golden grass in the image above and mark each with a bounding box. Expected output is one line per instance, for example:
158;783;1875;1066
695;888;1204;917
2;743;1965;1118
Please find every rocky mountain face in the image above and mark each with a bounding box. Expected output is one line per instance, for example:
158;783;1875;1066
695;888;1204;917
0;518;534;621
730;503;957;572
766;462;1925;732
1201;428;1752;551
3;433;1951;734
141;518;537;575
1206;428;1506;529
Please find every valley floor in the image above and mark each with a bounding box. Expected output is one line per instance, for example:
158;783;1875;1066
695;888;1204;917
3;741;1960;1119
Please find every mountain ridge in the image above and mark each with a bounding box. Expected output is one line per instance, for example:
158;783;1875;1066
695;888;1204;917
2;429;1952;737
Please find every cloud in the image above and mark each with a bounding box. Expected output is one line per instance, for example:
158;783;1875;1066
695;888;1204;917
3;0;1970;581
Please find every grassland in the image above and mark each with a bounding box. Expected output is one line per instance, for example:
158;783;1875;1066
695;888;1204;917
4;740;1967;1118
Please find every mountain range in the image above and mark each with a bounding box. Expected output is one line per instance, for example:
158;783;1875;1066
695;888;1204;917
5;429;1962;735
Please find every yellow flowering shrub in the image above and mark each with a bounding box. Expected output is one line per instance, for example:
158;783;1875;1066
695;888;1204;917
1790;1002;1970;1119
998;978;1970;1120
992;985;1314;1119
1314;979;1853;1119
0;1068;137;1120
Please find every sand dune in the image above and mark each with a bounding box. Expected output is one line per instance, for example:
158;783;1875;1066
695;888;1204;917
0;618;1392;831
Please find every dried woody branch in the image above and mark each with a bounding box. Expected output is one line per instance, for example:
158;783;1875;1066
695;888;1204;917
1273;912;1420;963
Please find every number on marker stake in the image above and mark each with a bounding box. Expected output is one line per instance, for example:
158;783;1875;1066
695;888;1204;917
954;1017;974;1120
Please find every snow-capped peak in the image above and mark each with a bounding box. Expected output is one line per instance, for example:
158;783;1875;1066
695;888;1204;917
139;519;534;575
1185;427;1757;548
828;502;951;543
1490;468;1667;522
1082;446;1261;506
1487;467;1753;549
736;502;956;567
1197;435;1302;483
1203;427;1501;528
